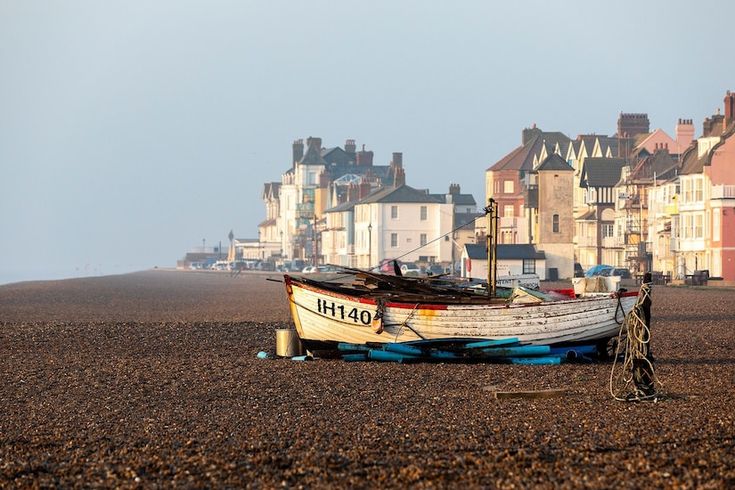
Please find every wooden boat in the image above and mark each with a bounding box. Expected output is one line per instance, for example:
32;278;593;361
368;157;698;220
283;200;638;353
284;272;639;351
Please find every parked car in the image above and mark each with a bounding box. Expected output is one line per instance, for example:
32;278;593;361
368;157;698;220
574;262;585;278
210;261;230;271
377;259;403;274
400;263;423;277
302;266;316;274
427;264;446;276
611;267;631;279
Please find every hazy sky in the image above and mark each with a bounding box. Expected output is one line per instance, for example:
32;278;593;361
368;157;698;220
2;0;734;283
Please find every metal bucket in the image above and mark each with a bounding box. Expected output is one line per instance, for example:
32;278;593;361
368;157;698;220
276;329;304;357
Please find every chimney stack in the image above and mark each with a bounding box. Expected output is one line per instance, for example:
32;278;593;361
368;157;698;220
347;183;359;202
522;124;541;145
345;139;356;155
703;113;725;138
359;180;372;199
306;136;322;151
393;166;406;187
675;118;695;151
389;152;404;186
449;183;460;195
724;90;735;130
292;139;304;165
356;144;374;166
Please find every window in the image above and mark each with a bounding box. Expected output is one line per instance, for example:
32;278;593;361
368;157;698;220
602;224;614;238
714;212;721;241
391;233;398;247
420;206;427;220
695;178;703;202
420;233;427;246
552;214;560;233
503;180;514;194
503;205;514;218
523;259;536;274
391;205;398;219
694;214;703;239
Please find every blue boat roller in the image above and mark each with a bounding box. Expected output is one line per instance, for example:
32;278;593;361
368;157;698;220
549;345;598;358
510;357;562;365
480;345;551;357
368;350;415;363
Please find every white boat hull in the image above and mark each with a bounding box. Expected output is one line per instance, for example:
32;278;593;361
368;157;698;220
285;277;638;346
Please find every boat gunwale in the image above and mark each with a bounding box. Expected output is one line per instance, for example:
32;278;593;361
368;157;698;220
284;274;638;311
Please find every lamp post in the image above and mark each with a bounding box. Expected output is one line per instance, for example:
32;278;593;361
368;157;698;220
367;223;372;269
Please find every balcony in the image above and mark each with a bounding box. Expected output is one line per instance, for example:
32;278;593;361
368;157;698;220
712;185;735;200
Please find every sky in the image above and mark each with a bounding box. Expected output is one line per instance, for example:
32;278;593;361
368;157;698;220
1;0;734;284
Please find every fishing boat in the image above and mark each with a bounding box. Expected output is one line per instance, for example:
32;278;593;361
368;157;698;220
284;272;638;352
282;199;639;356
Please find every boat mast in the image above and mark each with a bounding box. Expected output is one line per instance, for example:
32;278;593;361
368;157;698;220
485;198;498;297
493;198;498;297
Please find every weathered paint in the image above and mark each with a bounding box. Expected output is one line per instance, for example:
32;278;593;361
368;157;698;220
286;277;636;346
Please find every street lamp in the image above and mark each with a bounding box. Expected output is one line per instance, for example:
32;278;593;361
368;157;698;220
367;223;373;269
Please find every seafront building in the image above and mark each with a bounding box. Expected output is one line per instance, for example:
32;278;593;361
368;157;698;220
258;137;478;269
260;137;404;263
484;99;735;282
246;92;735;282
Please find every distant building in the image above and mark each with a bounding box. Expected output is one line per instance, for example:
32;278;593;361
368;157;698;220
576;157;627;269
485;125;572;244
263;137;405;263
461;243;546;281
350;184;476;268
259;182;282;259
534;154;575;279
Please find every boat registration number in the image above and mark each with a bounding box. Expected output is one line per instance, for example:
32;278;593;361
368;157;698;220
316;298;372;325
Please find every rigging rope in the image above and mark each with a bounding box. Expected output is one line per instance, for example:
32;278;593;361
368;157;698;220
609;281;661;401
370;212;486;271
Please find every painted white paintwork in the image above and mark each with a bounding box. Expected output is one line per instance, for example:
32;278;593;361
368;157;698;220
288;281;636;346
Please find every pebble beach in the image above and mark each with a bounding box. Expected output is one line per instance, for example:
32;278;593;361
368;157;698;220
1;270;734;488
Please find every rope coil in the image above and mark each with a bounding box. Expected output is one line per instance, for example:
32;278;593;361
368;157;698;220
609;282;662;401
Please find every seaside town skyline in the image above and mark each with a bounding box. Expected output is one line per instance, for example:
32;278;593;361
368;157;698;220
3;1;735;284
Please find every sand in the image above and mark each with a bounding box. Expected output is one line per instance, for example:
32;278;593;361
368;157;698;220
1;270;734;487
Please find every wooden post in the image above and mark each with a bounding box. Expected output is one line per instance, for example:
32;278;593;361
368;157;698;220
633;272;655;396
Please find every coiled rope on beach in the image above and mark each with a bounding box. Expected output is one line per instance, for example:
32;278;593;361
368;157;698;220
609;281;662;401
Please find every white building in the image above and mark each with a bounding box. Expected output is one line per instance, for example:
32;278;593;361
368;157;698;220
461;243;547;281
351;185;466;269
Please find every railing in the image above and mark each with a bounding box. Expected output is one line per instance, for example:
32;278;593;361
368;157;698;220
712;185;735;199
